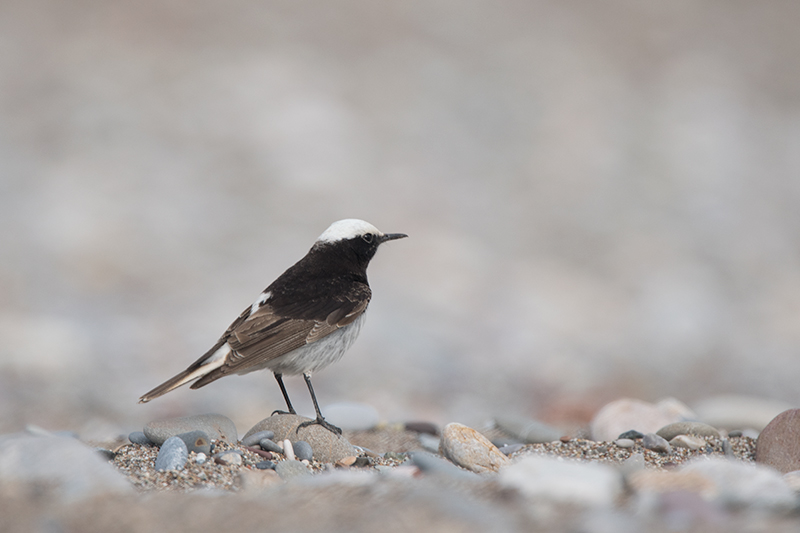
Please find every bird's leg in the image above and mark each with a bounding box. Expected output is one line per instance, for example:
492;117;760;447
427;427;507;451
296;373;342;435
271;373;297;416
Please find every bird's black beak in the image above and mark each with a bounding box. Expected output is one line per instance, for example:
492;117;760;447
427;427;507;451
379;233;408;243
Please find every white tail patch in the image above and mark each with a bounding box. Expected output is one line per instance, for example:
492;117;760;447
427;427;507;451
250;291;272;315
170;343;231;389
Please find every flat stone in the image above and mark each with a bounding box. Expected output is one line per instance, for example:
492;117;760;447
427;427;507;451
214;450;242;466
617;430;644;440
642;433;671;454
493;415;561;444
243;414;357;463
590;398;693;442
275;459;311;480
155;436;188;471
255;460;276;470
409;451;477;480
498;443;524;456
693;395;793;432
259;438;284;454
175;430;211;454
669;435;705;450
294;441;313;461
439;422;510;473
128;431;153;445
656;422;720;441
499;455;623;508
614;438;635;449
322;402;380;431
144;414;237;445
241;430;275;447
0;434;131;501
756;409;800;473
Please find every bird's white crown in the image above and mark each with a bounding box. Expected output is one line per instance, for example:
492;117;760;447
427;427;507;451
316;219;381;243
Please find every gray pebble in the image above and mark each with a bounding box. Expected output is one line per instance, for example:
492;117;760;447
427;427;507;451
175;430;211;454
95;448;115;461
155;436;188;471
275;459;311;480
418;433;441;453
498;443;524;456
728;429;743;438
214;450;242;466
656;421;720;441
617;430;644;440
260;438;284;454
241;430;275;447
614;438;635;448
128;431;153;446
722;438;734;457
255;460;275;470
621;452;646;475
642;433;671;454
409;451;477;480
293;440;313;461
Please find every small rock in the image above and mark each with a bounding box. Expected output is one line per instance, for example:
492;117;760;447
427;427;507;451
275;459;311;480
590;398;693;442
418;433;441;453
669;435;705;450
404;421;439;435
642;433;671;454
283;439;295;461
409;451;476;480
154;436;188;471
614;438;635;449
241;430;275;447
499;455;623;508
617;430;644;440
621;452;646;476
756;409;800;473
128;431;153;446
498;443;524;456
214;450;242;466
693;395;793;432
322;402;380;431
336;456;358;467
255;460;276;470
294;441;313;461
439;423;510;473
175;430;211;454
494;415;561;444
722;439;733;457
656;422;720;441
95;448;115;461
260;438;284;454
144;414;237;445
353;457;371;467
195;453;207;465
243;414;357;463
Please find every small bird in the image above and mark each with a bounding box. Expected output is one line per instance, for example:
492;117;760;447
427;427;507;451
139;219;407;434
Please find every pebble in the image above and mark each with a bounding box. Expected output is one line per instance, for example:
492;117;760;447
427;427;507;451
128;431;153;445
404;421;439;435
614;438;635;449
494;415;561;444
143;414;237;446
260;438;284;454
255;460;276;470
418;433;441;453
499;455;624;508
621;452;646;475
241;430;275;447
322;402;380;431
590;398;693;442
642;433;671;454
175;430;211;454
656;422;720;441
154;436;188;471
214;450;242;466
283;439;295;461
294;440;313;461
669;435;705;450
756;408;800;473
195;453;207;465
243;414;357;463
617;430;644;440
692;395;793;432
498;443;524;456
439;423;510;473
409;451;476;480
275;459;311;480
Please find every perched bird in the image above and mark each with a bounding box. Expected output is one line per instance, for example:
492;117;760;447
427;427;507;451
139;219;407;434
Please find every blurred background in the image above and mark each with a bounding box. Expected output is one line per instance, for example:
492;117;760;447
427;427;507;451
2;0;799;438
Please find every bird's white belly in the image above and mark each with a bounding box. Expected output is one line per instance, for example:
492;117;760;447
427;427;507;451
238;313;366;376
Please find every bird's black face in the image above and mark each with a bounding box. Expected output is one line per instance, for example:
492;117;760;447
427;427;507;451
348;231;408;265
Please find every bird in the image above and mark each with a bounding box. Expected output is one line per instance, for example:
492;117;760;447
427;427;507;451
139;219;407;434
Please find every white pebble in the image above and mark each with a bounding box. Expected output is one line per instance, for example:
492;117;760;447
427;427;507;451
195;453;207;464
283;439;295;461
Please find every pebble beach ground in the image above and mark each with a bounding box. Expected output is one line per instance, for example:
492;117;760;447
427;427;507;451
3;397;800;533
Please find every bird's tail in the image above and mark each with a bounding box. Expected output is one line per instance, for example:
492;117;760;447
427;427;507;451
138;342;231;403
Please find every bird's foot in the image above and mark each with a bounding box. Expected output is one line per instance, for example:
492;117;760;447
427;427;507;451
296;416;342;435
271;409;296;416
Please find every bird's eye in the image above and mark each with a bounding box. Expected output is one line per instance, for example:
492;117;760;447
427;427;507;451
362;233;374;243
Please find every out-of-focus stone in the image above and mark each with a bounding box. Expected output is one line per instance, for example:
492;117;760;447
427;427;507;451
439;423;509;473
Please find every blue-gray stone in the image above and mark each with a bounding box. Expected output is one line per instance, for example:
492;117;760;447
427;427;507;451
409;451;477;481
260;438;284;454
144;414;237;445
642;433;671;454
275;459;311;480
255;460;276;470
175;430;211;454
498;443;524;456
617;430;644;440
155;436;188;471
128;431;153;445
293;440;313;461
241;430;275;447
